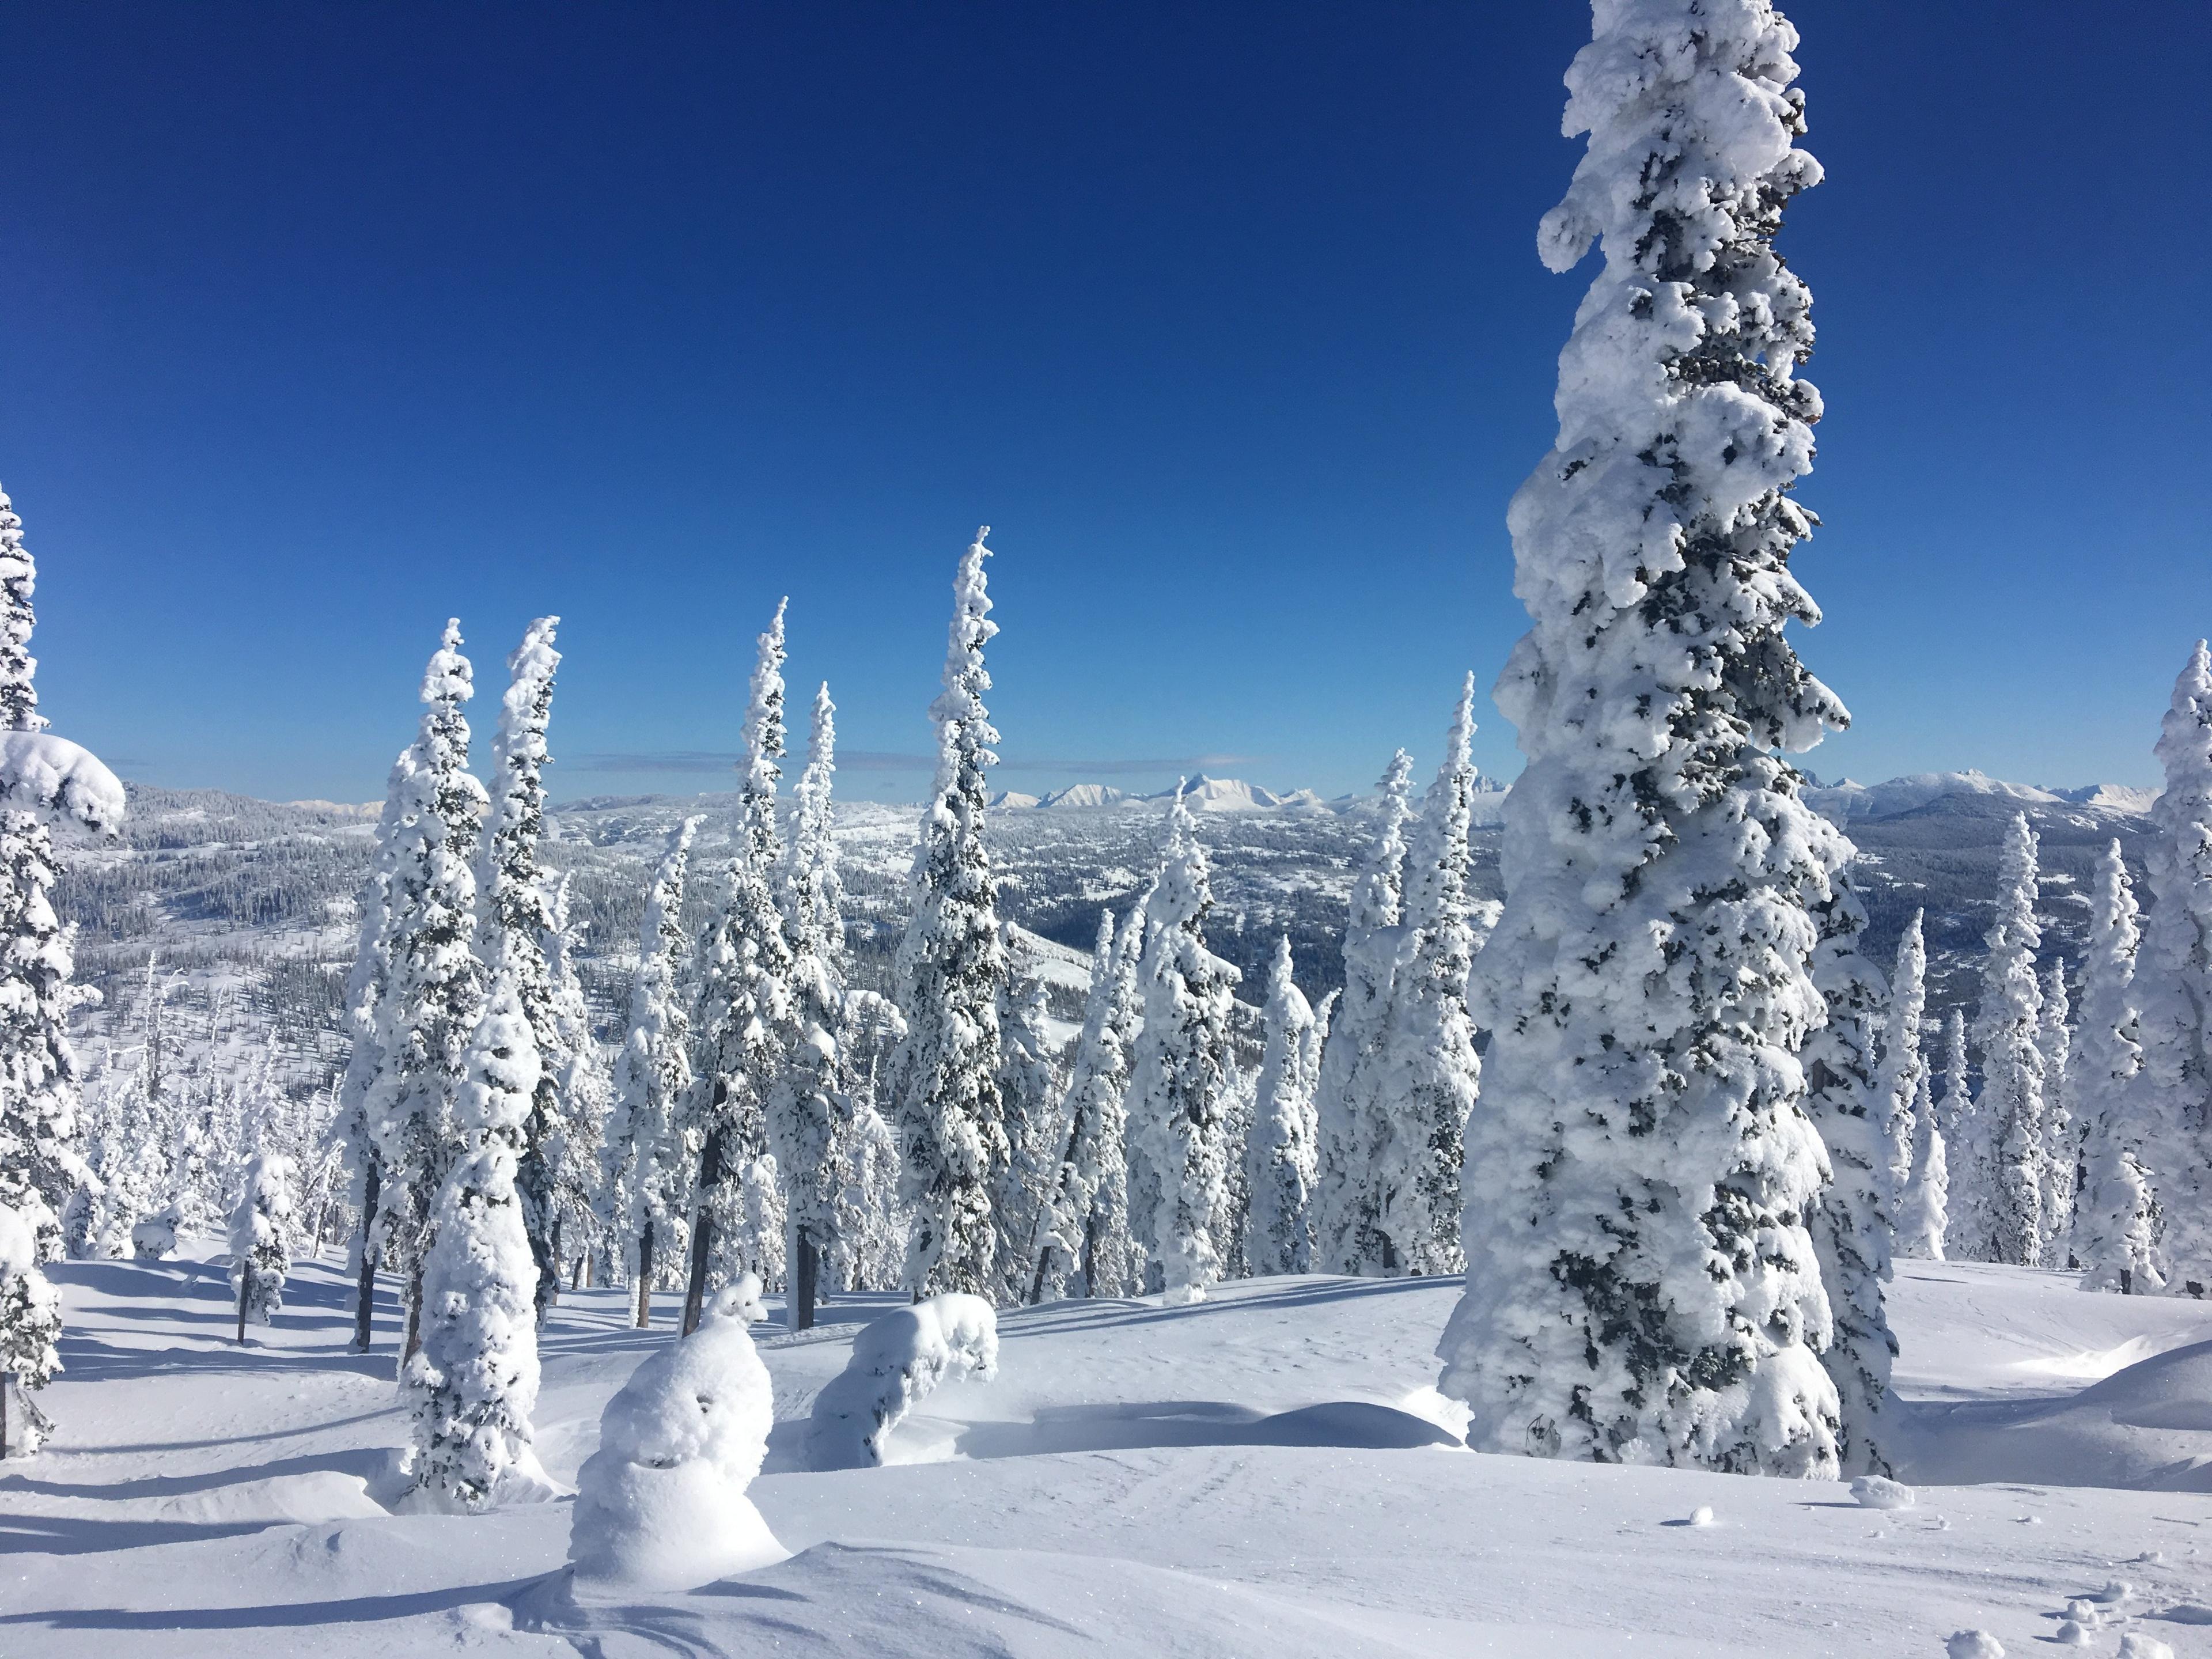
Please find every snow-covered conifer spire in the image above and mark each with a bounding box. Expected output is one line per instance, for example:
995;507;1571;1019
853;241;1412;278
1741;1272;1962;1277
2135;642;2212;1296
0;486;44;734
1371;675;1484;1276
994;930;1065;1298
1311;750;1414;1275
1439;0;1846;1475
1975;814;2047;1267
2074;841;2160;1294
474;617;569;1325
1126;788;1241;1305
604;817;701;1327
1801;865;1897;1476
1894;1063;1948;1263
1244;935;1319;1277
891;532;1010;1298
365;620;489;1359
684;602;794;1331
402;963;545;1512
228;1153;294;1339
771;680;846;1330
1877;911;1929;1211
2038;960;2075;1257
1032;908;1141;1301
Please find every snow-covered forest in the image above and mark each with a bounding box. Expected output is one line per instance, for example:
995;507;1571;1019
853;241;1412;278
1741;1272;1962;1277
8;3;2212;1656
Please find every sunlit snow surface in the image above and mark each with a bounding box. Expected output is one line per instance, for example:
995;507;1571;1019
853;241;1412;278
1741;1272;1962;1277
7;1255;2212;1655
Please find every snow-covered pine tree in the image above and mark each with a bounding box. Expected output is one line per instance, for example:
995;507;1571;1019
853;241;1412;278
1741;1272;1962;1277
402;965;544;1512
1243;934;1318;1277
1373;675;1484;1277
684;603;795;1331
0;482;123;1452
1;1200;62;1458
1438;1;1847;1475
334;755;415;1347
1933;1006;1987;1258
771;681;844;1330
2135;642;2212;1297
365;620;489;1360
1876;910;1929;1218
1125;790;1241;1305
1975;815;2047;1267
604;817;701;1328
1311;752;1412;1275
541;874;606;1289
1801;867;1897;1477
474;616;570;1325
994;929;1065;1298
2074;840;2161;1294
1032;907;1142;1301
228;1152;295;1341
2038;960;2075;1260
891;531;1010;1300
1894;1064;1948;1262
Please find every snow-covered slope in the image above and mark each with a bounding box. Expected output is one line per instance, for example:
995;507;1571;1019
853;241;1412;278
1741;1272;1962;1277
10;1251;2212;1656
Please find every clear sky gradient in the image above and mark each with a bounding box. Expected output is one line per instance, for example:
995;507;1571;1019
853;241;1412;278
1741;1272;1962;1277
4;2;2207;804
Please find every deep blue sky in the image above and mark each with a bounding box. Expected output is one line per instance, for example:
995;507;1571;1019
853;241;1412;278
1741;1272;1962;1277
4;2;2207;804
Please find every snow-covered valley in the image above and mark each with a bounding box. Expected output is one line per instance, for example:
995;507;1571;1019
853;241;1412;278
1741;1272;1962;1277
7;1248;2212;1657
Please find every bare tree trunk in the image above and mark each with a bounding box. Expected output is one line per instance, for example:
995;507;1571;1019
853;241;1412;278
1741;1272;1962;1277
790;1229;819;1332
403;1264;423;1363
635;1215;654;1328
681;1128;725;1336
236;1268;249;1345
2;1374;10;1460
352;1166;380;1351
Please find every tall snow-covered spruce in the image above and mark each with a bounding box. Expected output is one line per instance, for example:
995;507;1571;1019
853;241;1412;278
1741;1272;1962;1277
2074;840;2160;1294
365;622;488;1361
1244;935;1319;1277
402;965;546;1512
604;818;702;1327
0;481;124;1457
1312;751;1413;1275
1125;790;1241;1305
1438;2;1850;1475
1877;911;1929;1215
474;617;571;1324
772;681;846;1330
1371;675;1486;1276
684;604;795;1331
228;1153;294;1340
2038;960;2075;1258
891;531;1010;1300
1974;814;2047;1267
1801;869;1897;1476
1032;908;1141;1300
2136;642;2212;1297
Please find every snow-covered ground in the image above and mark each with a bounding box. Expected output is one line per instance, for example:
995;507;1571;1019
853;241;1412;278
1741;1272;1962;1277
9;1256;2212;1656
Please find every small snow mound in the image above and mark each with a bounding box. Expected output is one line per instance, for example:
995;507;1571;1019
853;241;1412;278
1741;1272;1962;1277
567;1281;785;1591
2063;1599;2100;1626
2097;1581;2136;1604
1687;1505;1715;1528
1851;1475;1914;1510
1946;1631;2003;1659
2118;1636;2175;1659
808;1293;998;1471
2054;1620;2090;1646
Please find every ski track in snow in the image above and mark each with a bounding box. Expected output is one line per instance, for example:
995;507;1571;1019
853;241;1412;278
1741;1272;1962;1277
6;1255;2212;1655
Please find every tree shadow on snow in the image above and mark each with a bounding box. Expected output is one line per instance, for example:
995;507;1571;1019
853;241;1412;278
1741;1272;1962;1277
0;1578;542;1630
1;1444;390;1503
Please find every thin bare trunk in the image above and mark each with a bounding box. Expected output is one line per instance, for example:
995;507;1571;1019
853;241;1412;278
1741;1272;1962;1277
635;1216;655;1328
681;1128;725;1336
351;1166;380;1351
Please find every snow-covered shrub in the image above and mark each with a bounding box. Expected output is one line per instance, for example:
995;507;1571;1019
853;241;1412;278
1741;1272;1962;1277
228;1153;295;1330
131;1206;180;1260
805;1293;998;1471
567;1278;783;1591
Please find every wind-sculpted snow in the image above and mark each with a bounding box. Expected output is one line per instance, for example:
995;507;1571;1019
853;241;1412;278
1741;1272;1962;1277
804;1292;997;1470
12;1254;2212;1653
